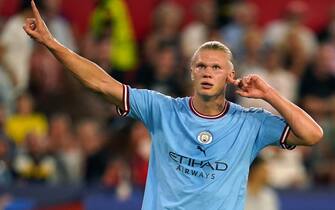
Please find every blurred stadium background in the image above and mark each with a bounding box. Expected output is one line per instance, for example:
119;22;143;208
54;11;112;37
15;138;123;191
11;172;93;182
0;0;335;209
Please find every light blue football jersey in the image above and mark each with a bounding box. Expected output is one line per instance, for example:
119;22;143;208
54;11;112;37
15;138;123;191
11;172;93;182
118;85;294;210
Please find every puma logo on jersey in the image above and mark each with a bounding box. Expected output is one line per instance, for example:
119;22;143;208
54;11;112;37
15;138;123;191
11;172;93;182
197;146;206;156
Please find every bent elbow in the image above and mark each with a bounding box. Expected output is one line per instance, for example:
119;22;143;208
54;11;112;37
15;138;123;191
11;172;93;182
306;127;324;146
315;127;324;143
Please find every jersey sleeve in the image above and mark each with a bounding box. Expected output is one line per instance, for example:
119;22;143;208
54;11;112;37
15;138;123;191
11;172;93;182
252;109;295;154
116;84;171;131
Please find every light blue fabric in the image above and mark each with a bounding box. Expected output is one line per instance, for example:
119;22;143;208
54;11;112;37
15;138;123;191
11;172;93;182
124;86;289;210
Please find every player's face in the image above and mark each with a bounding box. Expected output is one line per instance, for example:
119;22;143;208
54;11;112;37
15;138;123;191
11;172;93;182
191;49;235;99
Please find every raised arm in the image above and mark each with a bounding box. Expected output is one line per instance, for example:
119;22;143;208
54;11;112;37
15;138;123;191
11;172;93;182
23;0;123;108
229;74;323;146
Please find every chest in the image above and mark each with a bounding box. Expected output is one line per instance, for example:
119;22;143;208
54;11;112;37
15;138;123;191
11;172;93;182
152;112;259;162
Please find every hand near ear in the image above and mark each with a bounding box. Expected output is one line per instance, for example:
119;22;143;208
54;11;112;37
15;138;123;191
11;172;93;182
227;76;241;87
228;74;272;100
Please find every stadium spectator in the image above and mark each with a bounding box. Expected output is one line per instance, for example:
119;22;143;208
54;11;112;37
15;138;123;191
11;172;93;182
93;34;126;83
139;0;183;85
299;44;335;186
13;132;58;184
129;121;150;188
5;92;48;145
181;0;220;59
318;4;335;44
0;104;8;136
102;157;132;200
145;42;183;97
76;119;109;185
40;0;77;52
299;45;335;121
263;0;317;77
0;104;15;186
0;0;41;94
317;5;335;77
264;148;309;189
0;139;14;187
0;64;15;116
308;119;335;185
264;0;316;56
236;28;264;76
245;156;280;210
47;113;83;184
29;44;65;115
219;2;259;62
279;27;310;78
90;0;138;72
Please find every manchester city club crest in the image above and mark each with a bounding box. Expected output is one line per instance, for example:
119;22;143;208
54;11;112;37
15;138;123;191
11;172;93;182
197;131;213;144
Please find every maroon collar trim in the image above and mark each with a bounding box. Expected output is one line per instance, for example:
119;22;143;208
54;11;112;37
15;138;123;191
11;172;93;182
189;97;229;119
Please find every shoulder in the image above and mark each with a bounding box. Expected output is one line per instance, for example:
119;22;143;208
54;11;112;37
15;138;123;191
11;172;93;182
129;86;188;108
130;87;174;101
229;102;269;122
229;102;264;114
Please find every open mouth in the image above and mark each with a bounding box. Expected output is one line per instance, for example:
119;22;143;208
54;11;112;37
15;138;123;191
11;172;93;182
201;82;213;89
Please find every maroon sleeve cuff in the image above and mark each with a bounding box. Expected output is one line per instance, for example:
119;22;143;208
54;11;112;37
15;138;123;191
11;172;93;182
116;84;130;117
280;125;296;150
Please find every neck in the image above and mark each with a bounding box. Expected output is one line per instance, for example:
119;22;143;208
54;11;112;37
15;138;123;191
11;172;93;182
192;94;226;116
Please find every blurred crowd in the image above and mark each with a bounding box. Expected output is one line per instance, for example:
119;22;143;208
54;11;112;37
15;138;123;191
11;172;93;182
0;0;335;205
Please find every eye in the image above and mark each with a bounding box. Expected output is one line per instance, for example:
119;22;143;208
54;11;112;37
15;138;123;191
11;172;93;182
212;65;221;70
196;63;206;70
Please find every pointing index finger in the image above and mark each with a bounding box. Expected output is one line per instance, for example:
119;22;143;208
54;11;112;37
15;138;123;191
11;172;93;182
31;0;42;21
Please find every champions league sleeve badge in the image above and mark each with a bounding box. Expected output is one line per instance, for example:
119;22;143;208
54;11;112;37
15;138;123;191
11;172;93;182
197;131;213;144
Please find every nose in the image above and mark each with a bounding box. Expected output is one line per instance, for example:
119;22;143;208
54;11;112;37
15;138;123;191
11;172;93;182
203;67;213;78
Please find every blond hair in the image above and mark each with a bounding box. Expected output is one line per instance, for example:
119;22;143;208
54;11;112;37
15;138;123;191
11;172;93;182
190;41;233;67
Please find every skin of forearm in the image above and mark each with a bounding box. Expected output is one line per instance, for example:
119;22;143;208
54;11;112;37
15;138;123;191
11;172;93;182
264;87;323;146
44;38;123;107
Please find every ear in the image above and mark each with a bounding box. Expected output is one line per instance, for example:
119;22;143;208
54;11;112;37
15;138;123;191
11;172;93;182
225;60;235;82
226;69;235;83
190;68;194;81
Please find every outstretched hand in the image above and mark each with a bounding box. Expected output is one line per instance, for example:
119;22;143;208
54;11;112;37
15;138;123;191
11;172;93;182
23;0;53;45
228;74;273;100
